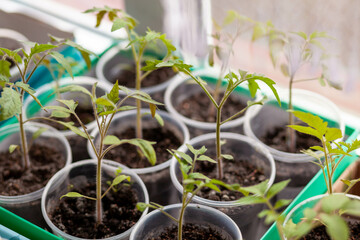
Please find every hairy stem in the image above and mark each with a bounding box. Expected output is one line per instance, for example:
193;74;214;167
287;75;296;152
18;112;30;170
322;137;332;194
216;107;223;179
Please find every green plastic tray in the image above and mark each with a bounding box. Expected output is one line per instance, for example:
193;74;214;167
261;126;360;240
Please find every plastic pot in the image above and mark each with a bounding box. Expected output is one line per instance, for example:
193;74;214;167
244;88;345;199
283;193;360;239
0;28;29;80
42;159;149;240
164;68;255;138
88;109;190;205
24;77;112;162
95;43;177;106
129;203;242;240
170;132;276;227
0;122;72;228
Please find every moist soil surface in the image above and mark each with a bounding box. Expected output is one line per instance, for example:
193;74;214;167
300;219;360;240
261;125;321;153
175;91;247;123
145;223;227;240
105;126;182;168
193;146;266;201
49;182;141;239
111;64;176;87
0;143;66;196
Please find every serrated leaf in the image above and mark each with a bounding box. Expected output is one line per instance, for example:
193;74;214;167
103;135;122;145
44;105;73;114
57;99;77;111
111;17;130;32
292;111;328;136
203;182;221;192
236;195;266;205
9;144;18;153
112;175;130;186
96;97;115;107
267;179;290;199
325;128;342;142
55;121;88;139
240;180;269;196
107;81;120;104
51;110;71;118
0;60;11;77
274;199;292;209
0;87;21;120
321;194;349;213
131;95;163;106
0;74;9;87
58;85;93;99
49;51;73;78
60;192;85;199
197;155;217;163
15;82;45;110
32;127;48;140
128;139;156;166
288;125;322;140
173;150;193;164
247;79;260;98
30;43;57;56
189;172;210;180
321;213;349;240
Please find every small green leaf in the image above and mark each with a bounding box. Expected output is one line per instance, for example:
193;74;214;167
9;144;18;153
30;43;57;56
274;199;292;209
32;127;48;140
49;51;73;78
57;99;78;111
173;150;193;164
51;110;71;118
293;31;307;40
96;97;115;107
112;175;130;186
58;85;93;99
186;144;207;156
292;111;328;136
236;195;266;205
60;192;85;199
103;135;122;145
136;202;148;212
267;179;290;199
325;128;342;142
288;125;322;140
55;121;88;139
128;139;157;166
197;155;217;163
107;81;120;104
320;213;349;240
240;180;269;196
0;60;11;77
221;154;233;160
321;194;350;213
0;87;22;121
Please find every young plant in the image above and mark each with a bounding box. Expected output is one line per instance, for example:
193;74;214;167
0;36;93;170
288;111;360;194
265;28;340;152
236;180;360;240
146;58;280;179
137;144;232;240
85;6;178;139
44;81;161;224
208;10;272;114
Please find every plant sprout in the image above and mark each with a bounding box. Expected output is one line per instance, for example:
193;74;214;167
264;28;340;152
0;36;93;170
236;180;360;240
288;111;360;194
85;6;178;139
43;81;161;224
137;144;232;240
146;58;280;179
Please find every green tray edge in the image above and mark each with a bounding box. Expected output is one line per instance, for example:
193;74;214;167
261;126;360;240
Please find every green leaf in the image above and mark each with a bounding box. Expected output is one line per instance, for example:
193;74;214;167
64;40;95;70
60;192;85;199
247;79;260;98
32;127;48;140
49;51;73;78
0;60;11;77
131;95;163;106
252;23;267;41
173;150;193;164
51;110;71;118
288;125;322;140
221;154;233;160
136;202;148;212
30;43;57;56
0;87;21;121
9;144;18;153
58;85;93;99
274;199;292;209
112;175;130;186
203;182;221;192
240;180;269;196
107;81;120;104
96;97;115;107
103;135;122;145
44;105;73;114
189;172;210;180
292;111;327;136
320;213;349;240
293;31;307;40
111;17;131;31
197;155;217;163
236;195;266;205
0;74;9;87
186;144;207;156
55;121;88;139
15;82;35;94
303;208;317;220
128;139;157;166
57;99;78;111
325;128;342;142
267;179;290;199
321;194;350;213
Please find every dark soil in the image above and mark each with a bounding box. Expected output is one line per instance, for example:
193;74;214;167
300;219;360;240
145;223;228;240
0;37;23;68
193;146;266;201
49;182;141;239
111;63;176;87
36;104;94;130
175;92;247;123
0;143;66;196
104;126;182;168
261;125;322;153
